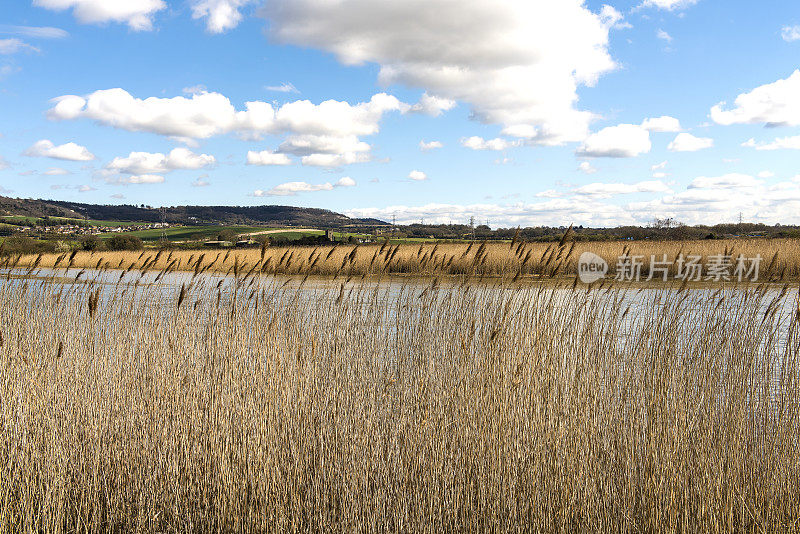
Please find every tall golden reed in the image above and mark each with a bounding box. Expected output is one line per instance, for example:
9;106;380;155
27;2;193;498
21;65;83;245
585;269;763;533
0;259;798;531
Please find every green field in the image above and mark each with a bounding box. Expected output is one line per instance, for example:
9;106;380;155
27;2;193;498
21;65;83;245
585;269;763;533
268;230;324;239
100;225;272;242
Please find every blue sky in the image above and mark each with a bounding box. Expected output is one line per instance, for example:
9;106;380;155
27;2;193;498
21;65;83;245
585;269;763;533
1;0;800;227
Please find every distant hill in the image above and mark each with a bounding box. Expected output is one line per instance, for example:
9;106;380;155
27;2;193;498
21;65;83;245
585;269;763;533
0;196;386;228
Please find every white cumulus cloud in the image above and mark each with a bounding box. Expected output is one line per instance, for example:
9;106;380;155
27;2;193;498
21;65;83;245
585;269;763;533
299;153;371;167
461;136;521;151
48;89;403;167
651;161;668;171
576;124;652;158
256;176;356;197
638;0;699;10
261;0;620;146
346;176;800;228
408;93;457;117
32;0;166;31
641;116;682;132
668;132;713;152
43;167;71;175
419;140;443;151
742;136;800;150
782;26;800;42
409;170;428;181
265;82;299;93
573;180;671;199
115;175;165;185
689;173;762;190
278;135;370;155
336;176;356;187
656;29;672;42
24;139;95;161
246;151;293;166
48;89;403;140
104;148;215;176
192;176;211;187
190;0;254;34
711;70;800;127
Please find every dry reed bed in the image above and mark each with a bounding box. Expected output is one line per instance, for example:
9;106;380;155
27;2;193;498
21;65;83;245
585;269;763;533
8;237;800;281
0;266;799;532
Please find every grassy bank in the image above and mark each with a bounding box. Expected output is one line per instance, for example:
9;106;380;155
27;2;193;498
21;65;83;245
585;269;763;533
8;237;800;281
0;268;798;531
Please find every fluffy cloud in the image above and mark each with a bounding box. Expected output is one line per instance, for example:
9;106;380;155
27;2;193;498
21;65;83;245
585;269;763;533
689;173;763;190
114;175;165;185
668;132;713;152
638;0;699;10
24;139;95;161
409;93;457;117
348;175;800;228
578;161;597;174
419;140;443;151
656;29;672;43
43;167;71;175
50;183;95;192
0;38;39;55
262;0;620;146
576;124;651;158
277;134;370;156
782;26;800;42
599;5;631;30
190;0;254;33
254;182;330;196
300;153;371;167
336;176;356;187
277;134;371;167
265;82;299;93
628;173;800;225
742;136;800;150
346;200;638;228
711;70;800;127
461;136;521;151
246;151;293;166
255;176;355;196
104;148;215;176
409;170;428;181
49;89;403;140
573;180;671;199
32;0;166;31
49;89;403;167
641;115;682;132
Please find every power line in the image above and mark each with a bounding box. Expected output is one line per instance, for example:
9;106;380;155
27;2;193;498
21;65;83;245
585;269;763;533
160;207;167;243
